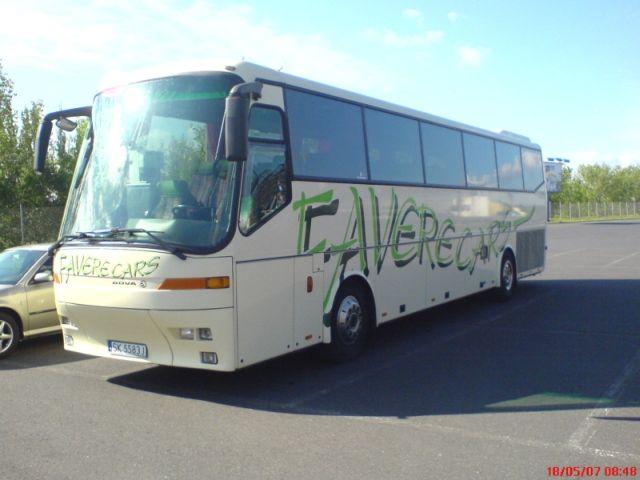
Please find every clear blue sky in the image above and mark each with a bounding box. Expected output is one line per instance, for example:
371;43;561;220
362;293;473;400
2;0;639;167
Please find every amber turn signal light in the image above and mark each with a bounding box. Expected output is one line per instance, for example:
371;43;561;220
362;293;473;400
158;276;230;290
205;276;230;289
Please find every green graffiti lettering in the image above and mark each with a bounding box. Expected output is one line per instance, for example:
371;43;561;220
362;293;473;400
144;256;161;276
292;190;338;255
100;261;111;277
391;198;418;267
122;264;134;279
418;206;438;269
370;187;398;273
112;263;124;279
92;257;101;277
513;207;535;228
133;261;147;278
81;257;92;276
455;228;473;271
487;221;502;258
323;206;356;313
290;187;536;312
436;219;455;268
55;255;162;280
349;187;369;275
469;229;486;275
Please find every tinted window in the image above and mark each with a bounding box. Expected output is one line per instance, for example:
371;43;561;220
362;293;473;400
37;256;53;272
462;133;498;188
522;148;544;191
0;249;42;285
365;109;423;184
249;107;284;141
286;89;368;180
239;144;287;233
421;123;466;186
495;141;524;190
240;107;289;234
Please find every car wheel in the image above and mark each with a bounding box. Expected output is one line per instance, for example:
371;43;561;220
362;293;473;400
0;313;20;359
325;284;371;362
495;253;517;301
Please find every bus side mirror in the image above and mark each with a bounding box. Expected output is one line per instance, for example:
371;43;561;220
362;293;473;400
224;82;263;162
34;106;92;174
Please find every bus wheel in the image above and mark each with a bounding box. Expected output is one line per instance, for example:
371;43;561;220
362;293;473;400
495;253;517;301
326;285;370;361
0;313;20;359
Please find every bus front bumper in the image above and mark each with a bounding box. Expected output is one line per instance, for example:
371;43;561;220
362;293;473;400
57;302;237;371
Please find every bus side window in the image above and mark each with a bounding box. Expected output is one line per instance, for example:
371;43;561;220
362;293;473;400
239;106;289;234
522;148;544;191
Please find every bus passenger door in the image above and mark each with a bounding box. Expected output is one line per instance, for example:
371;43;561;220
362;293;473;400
236;103;295;367
293;256;323;350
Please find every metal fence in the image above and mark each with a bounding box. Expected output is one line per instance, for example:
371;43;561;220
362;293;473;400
0;204;65;250
549;201;640;222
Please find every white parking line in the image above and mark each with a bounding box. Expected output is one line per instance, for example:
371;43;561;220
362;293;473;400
604;251;640;267
281;403;640;462
548;248;586;259
568;349;640;452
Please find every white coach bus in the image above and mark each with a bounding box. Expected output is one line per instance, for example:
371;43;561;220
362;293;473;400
35;62;546;371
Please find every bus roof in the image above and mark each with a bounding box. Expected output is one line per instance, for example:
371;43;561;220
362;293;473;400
99;60;541;150
233;62;540;149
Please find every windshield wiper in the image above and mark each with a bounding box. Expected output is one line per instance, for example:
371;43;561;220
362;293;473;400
48;228;188;260
98;228;188;260
48;231;96;256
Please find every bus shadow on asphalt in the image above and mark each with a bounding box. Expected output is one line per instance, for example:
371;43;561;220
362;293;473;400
108;279;640;418
0;333;87;370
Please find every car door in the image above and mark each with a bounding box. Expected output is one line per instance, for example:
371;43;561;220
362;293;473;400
25;255;58;332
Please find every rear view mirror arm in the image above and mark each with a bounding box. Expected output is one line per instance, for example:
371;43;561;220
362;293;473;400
34;106;92;174
224;82;263;162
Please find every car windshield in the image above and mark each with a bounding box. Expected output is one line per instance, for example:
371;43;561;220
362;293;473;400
0;249;43;285
61;73;242;252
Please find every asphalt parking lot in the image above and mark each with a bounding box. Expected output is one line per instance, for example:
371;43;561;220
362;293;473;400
2;221;639;480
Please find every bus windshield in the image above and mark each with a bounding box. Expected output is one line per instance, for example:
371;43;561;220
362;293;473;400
62;73;242;252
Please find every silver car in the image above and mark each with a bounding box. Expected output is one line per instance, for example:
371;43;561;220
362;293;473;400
0;244;59;358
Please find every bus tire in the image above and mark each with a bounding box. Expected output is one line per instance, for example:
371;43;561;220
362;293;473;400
495;252;517;301
0;312;20;359
325;284;371;362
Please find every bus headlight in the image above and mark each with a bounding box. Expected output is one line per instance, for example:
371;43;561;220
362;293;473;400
179;328;195;340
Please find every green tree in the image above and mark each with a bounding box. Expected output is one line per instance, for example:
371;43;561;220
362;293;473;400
0;60;18;207
578;164;612;202
550;163;640;204
0;60;89;248
548;167;588;203
608;165;640;201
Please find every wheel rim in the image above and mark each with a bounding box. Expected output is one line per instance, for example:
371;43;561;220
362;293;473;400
502;260;514;291
0;320;15;353
336;295;363;345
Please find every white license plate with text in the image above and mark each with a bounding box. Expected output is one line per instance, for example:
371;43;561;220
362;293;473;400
108;340;148;359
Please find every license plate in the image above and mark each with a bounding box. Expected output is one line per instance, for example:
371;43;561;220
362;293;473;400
108;340;148;359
